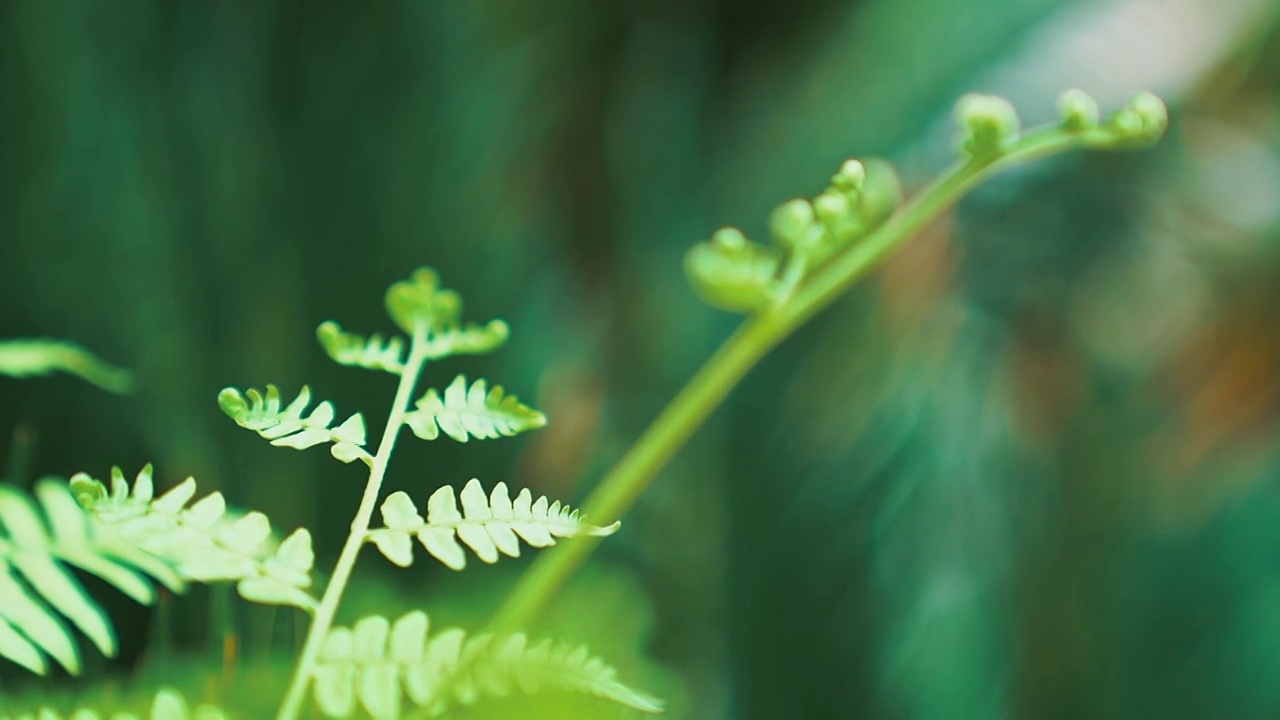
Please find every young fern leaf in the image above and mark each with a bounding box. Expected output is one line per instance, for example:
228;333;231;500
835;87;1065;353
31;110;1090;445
403;375;545;443
383;267;510;359
422;319;509;360
367;479;619;570
0;687;230;720
0;338;135;394
72;465;318;612
317;321;406;374
0;479;180;677
312;611;662;719
218;384;370;465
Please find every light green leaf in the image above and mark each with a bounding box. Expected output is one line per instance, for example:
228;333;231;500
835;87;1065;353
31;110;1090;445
0;338;134;393
684;228;782;313
382;268;510;360
75;466;317;613
218;385;370;464
367;480;619;571
384;267;462;335
312;610;663;718
403;375;546;443
316;321;406;374
423;319;509;360
0;478;179;677
0;687;229;720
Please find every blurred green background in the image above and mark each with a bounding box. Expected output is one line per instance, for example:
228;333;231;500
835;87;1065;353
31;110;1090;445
4;0;1280;717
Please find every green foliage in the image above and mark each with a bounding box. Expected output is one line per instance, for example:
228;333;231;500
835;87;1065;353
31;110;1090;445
368;480;619;570
0;339;134;393
683;228;782;313
0;479;178;676
381;267;511;360
683;89;1167;320
0;688;228;720
217;385;370;466
311;611;662;719
421;319;510;361
685;158;903;313
384;268;463;337
316;322;407;375
402;375;546;443
209;267;653;719
954;94;1021;158
71;466;317;612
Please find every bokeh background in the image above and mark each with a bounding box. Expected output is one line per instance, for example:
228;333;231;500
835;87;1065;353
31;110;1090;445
4;0;1280;717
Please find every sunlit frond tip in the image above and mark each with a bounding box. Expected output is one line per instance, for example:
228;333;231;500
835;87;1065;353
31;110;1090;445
368;479;618;570
403;375;545;443
317;321;406;374
0;688;229;720
312;611;663;719
218;384;370;465
73;465;318;612
0;479;180;678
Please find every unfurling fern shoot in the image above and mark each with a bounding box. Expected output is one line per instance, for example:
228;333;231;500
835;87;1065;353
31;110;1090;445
217;268;659;720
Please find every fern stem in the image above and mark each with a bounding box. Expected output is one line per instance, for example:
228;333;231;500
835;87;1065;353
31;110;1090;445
487;124;1152;633
276;322;430;720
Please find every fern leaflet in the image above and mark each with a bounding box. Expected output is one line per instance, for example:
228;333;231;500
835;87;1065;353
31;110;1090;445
367;479;618;570
72;466;317;612
0;687;229;720
402;375;545;443
312;610;662;719
218;384;370;465
0;338;134;393
422;319;509;360
317;321;406;374
382;267;510;359
0;479;179;677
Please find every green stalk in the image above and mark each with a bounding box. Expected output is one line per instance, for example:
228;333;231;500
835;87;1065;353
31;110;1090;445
488;123;1151;634
276;322;430;720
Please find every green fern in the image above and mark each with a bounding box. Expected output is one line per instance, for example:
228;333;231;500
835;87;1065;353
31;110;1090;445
402;375;546;443
0;688;228;720
0;338;134;393
71;466;317;612
217;385;371;466
317;322;407;374
0;479;179;676
368;480;619;570
422;319;509;360
311;611;662;719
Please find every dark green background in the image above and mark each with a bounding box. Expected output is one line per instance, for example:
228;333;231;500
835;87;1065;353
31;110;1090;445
4;1;1280;718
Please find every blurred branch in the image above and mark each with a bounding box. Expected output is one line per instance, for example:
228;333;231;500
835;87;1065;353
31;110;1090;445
488;97;1168;634
0;338;135;394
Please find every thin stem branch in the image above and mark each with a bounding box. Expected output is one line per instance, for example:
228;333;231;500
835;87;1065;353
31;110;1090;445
487;124;1148;634
276;322;429;720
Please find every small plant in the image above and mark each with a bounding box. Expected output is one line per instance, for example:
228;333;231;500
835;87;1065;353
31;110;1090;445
0;88;1167;718
488;88;1169;633
0;270;660;719
0;338;134;393
213;267;658;718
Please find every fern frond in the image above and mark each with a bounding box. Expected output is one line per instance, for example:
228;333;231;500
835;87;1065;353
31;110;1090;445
0;687;229;720
218;384;371;465
367;479;618;570
422;319;509;360
402;375;545;443
317;321;406;374
382;268;509;359
312;610;662;719
0;479;179;677
384;267;462;335
0;338;134;393
72;466;317;612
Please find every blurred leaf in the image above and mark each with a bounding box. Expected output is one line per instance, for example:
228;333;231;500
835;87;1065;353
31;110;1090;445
0;338;133;393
